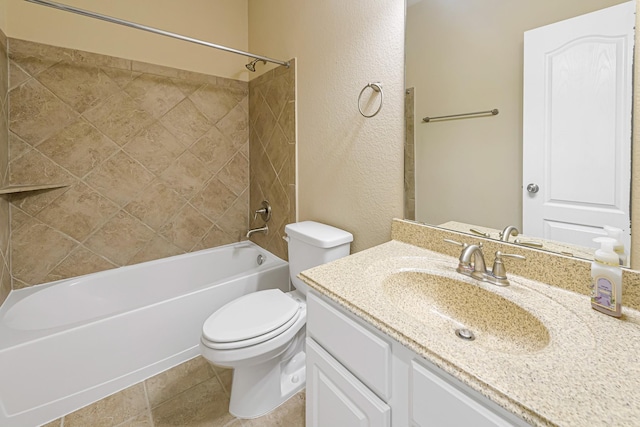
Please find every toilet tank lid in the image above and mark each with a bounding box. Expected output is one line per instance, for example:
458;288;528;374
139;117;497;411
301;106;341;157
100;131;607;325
285;221;353;248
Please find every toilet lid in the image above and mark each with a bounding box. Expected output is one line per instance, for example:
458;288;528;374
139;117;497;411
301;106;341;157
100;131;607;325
202;289;300;344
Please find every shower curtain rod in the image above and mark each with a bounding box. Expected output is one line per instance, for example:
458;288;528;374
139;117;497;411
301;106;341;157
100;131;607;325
24;0;290;68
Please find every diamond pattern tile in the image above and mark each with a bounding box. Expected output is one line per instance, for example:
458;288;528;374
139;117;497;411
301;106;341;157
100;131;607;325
84;211;155;265
84;151;155;206
160;98;212;147
37;61;121;114
159;151;212;200
36;182;119;241
189;83;247;123
159;204;213;251
11;217;77;285
189;126;239;175
124;180;186;231
124;74;186;119
190;178;238;223
83;91;154;146
248;60;296;260
9;78;78;145
123;121;186;175
4;38;290;288
37;118;119;178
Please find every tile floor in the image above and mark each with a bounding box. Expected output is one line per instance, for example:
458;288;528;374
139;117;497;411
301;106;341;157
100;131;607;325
42;356;305;427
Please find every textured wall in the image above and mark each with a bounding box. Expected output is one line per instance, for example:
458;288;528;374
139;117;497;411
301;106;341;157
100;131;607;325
248;61;296;261
0;0;6;34
0;28;9;304
8;39;249;288
5;0;249;81
248;0;405;253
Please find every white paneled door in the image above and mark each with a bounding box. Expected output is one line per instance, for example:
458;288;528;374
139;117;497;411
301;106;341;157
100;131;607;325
522;1;634;251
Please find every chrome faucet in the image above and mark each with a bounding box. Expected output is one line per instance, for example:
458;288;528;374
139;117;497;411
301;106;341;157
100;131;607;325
246;224;268;238
499;225;519;242
445;239;526;286
457;244;488;280
247;200;271;238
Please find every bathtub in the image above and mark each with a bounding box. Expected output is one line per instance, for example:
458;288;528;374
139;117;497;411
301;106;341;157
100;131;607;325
0;241;289;427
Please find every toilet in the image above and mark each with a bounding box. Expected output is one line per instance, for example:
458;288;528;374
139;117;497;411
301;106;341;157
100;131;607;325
200;221;353;419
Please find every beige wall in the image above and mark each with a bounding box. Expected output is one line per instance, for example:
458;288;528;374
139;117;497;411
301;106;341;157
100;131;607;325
5;0;249;81
0;0;6;34
8;39;250;288
408;0;628;229
248;0;405;253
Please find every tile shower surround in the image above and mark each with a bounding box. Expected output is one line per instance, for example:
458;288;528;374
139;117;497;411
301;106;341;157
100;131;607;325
2;39;299;424
7;38;255;288
248;61;296;261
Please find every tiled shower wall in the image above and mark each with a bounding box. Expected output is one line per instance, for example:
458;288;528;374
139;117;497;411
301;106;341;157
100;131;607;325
0;29;10;304
248;62;296;260
404;87;415;221
8;39;250;288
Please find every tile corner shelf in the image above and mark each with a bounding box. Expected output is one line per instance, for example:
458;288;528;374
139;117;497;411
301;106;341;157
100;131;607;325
0;184;69;195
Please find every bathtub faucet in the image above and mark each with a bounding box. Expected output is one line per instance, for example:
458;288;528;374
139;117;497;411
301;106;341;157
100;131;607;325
247;224;269;238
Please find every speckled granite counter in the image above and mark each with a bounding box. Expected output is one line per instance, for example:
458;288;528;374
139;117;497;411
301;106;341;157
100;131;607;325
300;240;640;427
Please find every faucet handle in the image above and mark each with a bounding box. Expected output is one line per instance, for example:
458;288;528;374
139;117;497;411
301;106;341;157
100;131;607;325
469;228;490;237
491;251;525;281
253;200;272;222
443;238;468;248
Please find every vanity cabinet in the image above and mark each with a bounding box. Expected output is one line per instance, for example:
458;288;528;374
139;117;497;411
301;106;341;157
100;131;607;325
306;291;530;427
306;339;391;426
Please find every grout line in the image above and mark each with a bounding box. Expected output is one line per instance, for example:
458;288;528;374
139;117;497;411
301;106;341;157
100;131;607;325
142;380;156;427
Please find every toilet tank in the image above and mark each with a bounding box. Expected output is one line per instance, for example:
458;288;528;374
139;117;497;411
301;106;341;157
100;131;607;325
285;221;353;295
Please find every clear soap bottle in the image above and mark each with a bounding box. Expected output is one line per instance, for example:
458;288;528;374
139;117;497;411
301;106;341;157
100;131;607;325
591;237;622;318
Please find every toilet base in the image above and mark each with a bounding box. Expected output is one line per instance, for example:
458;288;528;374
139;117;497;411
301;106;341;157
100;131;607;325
229;347;306;419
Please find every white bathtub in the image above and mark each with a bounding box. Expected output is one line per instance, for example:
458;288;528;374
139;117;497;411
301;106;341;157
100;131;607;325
0;241;289;427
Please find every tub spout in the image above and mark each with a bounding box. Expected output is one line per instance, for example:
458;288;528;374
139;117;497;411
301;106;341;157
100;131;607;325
247;224;268;238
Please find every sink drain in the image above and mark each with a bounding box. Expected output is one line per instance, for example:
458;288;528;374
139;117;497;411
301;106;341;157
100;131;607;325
455;328;475;341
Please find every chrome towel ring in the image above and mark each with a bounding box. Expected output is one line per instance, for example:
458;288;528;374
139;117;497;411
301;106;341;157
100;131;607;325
358;82;383;118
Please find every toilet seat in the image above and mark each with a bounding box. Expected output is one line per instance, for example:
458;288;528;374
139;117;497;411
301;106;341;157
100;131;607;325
202;289;301;350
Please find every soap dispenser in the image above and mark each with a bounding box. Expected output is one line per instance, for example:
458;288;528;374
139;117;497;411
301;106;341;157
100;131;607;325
603;225;627;266
591;237;622;318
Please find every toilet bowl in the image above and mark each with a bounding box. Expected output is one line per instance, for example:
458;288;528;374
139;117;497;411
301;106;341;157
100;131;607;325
200;221;353;419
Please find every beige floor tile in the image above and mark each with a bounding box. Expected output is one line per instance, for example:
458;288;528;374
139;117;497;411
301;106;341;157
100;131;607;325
212;367;233;397
151;377;235;427
64;383;148;427
40;418;62;427
114;412;154;427
146;356;216;408
241;392;305;427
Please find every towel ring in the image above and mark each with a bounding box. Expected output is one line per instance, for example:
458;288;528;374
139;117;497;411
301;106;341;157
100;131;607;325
358;82;383;118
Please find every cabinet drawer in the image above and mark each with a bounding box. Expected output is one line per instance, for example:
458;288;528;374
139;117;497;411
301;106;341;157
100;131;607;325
306;338;391;427
411;360;521;427
307;292;391;400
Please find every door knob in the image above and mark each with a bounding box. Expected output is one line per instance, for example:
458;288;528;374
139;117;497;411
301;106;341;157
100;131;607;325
526;183;539;193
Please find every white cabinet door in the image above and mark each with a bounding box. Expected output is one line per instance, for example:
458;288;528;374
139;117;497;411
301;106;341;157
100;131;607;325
306;338;391;427
410;361;517;427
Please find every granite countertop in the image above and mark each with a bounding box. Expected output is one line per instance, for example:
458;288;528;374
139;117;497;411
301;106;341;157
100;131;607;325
300;240;640;427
